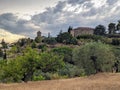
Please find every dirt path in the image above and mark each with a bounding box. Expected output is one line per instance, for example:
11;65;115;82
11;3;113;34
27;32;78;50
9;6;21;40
1;73;120;90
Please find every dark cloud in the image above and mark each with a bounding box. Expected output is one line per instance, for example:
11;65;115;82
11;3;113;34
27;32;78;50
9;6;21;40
107;0;118;5
31;0;120;36
67;0;89;5
0;0;120;38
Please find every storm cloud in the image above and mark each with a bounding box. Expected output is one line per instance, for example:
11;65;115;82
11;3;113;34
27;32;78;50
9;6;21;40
0;0;120;39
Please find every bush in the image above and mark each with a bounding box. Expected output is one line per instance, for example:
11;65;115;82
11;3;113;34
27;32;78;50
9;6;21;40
73;42;115;75
59;63;85;77
33;75;45;81
42;37;57;45
52;47;73;64
38;44;47;52
77;34;103;41
111;38;120;45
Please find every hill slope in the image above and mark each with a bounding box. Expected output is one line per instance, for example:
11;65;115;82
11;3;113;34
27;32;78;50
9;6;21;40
1;73;120;90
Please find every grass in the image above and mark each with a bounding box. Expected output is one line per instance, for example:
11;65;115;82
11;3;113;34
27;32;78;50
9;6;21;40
0;73;120;90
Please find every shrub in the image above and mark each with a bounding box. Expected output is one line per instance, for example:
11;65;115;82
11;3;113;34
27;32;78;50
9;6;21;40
77;34;103;41
59;63;85;77
111;38;120;45
52;47;73;64
73;42;115;75
42;37;57;45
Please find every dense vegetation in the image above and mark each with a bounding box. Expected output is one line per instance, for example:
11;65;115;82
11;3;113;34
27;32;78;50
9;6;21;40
0;20;120;83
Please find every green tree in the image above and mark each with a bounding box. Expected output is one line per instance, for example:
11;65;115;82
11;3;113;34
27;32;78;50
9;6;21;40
1;39;7;49
108;23;116;34
0;48;3;57
37;52;64;73
116;20;120;32
68;26;73;34
73;42;115;75
56;32;77;44
35;36;42;43
52;47;73;64
94;25;106;35
31;41;37;48
42;37;57;45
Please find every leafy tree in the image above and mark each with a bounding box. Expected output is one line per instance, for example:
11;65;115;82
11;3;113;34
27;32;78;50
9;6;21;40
1;39;7;49
31;41;37;48
94;25;106;35
59;63;85;77
73;42;115;75
18;38;27;47
112;47;120;72
108;23;116;34
52;47;73;64
42;37;57;45
116;20;120;32
68;26;73;33
111;38;120;45
0;49;3;57
56;32;72;44
16;47;40;82
56;32;77;44
38;44;47;52
35;36;42;43
70;37;78;45
37;52;64;73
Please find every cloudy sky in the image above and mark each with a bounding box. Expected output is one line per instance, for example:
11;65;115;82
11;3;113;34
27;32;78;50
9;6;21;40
0;0;120;42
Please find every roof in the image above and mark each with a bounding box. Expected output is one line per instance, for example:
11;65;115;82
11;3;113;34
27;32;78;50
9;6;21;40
73;27;94;31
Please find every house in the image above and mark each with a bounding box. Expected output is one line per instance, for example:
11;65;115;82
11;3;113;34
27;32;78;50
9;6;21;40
70;27;94;37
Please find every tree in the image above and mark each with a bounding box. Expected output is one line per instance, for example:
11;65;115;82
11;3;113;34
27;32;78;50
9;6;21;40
35;36;42;43
31;41;37;48
1;39;7;49
56;32;73;44
42;37;57;45
68;26;73;34
94;25;106;35
72;42;115;75
116;20;120;33
0;48;3;57
52;47;73;64
37;52;64;73
108;23;116;34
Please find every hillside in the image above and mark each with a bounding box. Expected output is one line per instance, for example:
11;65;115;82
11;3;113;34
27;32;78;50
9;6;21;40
1;73;120;90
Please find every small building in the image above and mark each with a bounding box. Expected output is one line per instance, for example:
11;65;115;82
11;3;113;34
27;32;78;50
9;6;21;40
37;31;41;37
70;27;94;37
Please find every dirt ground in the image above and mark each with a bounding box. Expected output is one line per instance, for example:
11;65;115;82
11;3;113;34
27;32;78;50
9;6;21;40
0;73;120;90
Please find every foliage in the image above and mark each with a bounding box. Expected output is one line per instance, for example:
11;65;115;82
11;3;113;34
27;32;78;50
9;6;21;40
38;44;47;52
0;46;65;83
59;63;85;77
35;36;42;43
94;25;106;35
42;37;57;45
112;46;120;72
31;41;37;48
56;32;78;45
108;23;116;34
52;47;73;64
0;49;3;57
111;38;120;45
68;26;73;33
37;52;64;73
73;42;115;75
1;39;7;49
77;34;103;41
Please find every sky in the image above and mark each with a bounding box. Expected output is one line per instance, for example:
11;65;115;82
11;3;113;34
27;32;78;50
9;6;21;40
0;0;120;43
